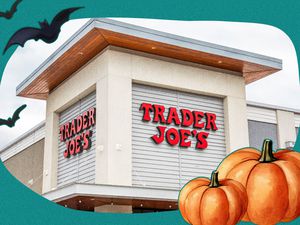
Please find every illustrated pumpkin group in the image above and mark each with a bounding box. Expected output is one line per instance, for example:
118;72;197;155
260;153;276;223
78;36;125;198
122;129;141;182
179;139;300;225
218;139;300;225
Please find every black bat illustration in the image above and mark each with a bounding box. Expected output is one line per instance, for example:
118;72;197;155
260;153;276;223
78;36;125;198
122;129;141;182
3;7;83;54
0;0;22;19
0;104;27;128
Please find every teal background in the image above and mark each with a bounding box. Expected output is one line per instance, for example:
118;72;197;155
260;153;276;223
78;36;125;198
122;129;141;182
0;0;299;224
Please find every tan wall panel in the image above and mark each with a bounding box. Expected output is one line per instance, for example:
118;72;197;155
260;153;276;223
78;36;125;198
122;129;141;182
277;110;297;148
4;139;44;194
94;205;132;213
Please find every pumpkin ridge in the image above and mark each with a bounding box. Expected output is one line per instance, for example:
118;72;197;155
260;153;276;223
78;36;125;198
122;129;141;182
271;162;290;222
183;193;192;225
198;186;210;225
179;178;210;196
275;151;300;170
216;187;230;225
180;179;210;199
272;160;300;221
218;150;260;178
244;161;261;188
185;185;203;224
275;149;292;155
222;180;248;222
178;178;210;222
219;185;240;225
224;158;258;181
243;161;261;222
185;186;208;225
247;163;289;225
200;187;229;225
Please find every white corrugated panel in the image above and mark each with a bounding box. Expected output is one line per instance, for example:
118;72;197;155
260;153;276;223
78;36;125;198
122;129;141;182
1;123;45;162
247;106;277;124
295;114;300;127
132;84;226;190
57;92;96;187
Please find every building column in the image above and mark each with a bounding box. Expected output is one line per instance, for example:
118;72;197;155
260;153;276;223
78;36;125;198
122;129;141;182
95;75;132;186
42;109;59;193
276;110;296;148
95;76;109;184
224;96;249;153
94;50;133;186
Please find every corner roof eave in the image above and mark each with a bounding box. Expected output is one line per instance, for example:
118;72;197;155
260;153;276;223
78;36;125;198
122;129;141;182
16;18;282;100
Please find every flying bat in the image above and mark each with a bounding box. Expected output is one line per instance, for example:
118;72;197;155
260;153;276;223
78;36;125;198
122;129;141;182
0;0;22;19
0;104;27;128
3;7;83;54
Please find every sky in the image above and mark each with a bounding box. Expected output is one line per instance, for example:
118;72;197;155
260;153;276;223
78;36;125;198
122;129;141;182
0;18;299;149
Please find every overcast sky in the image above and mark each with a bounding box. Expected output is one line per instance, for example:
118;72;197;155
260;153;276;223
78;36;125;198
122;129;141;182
0;18;299;149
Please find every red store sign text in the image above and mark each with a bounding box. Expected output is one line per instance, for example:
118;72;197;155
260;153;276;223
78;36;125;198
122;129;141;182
139;103;218;149
59;107;96;158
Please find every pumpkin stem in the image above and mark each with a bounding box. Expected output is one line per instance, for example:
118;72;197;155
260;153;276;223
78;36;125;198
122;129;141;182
259;139;277;163
209;170;220;188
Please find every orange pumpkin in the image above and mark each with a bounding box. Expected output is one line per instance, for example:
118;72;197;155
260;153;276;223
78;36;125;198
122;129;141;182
179;171;248;225
218;139;300;225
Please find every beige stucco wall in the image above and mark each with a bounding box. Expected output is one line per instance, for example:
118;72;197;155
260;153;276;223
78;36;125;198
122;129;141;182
108;49;248;153
42;47;249;194
277;110;297;148
43;49;108;193
5;139;44;194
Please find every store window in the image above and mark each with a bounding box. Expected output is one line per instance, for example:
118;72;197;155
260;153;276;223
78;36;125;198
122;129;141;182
248;120;278;149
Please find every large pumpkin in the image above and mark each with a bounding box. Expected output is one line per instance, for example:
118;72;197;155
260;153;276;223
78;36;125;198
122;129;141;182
218;139;300;225
179;171;248;225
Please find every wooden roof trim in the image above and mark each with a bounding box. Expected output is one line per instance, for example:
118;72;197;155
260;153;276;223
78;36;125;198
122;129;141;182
94;19;281;68
16;19;282;100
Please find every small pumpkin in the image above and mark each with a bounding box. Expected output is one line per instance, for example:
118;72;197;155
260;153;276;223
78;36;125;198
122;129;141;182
179;170;248;225
218;139;300;225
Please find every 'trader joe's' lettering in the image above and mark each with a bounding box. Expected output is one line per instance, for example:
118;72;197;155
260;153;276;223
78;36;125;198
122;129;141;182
140;103;218;150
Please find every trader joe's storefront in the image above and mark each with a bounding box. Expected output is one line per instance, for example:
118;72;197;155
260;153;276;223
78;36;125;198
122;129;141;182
15;19;281;212
49;82;226;212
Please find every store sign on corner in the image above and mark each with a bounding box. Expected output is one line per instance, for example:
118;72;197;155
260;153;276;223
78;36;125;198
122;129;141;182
59;107;96;158
139;103;218;149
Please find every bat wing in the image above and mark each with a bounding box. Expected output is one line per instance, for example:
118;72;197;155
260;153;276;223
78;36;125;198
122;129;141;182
10;0;22;14
12;104;27;121
0;11;8;18
50;7;83;30
0;118;9;126
3;27;41;54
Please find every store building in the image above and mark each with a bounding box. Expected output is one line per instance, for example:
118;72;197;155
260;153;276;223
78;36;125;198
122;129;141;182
1;19;298;213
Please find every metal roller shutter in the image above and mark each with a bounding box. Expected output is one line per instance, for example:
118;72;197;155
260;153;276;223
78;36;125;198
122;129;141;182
57;91;96;187
247;106;277;124
248;120;278;149
132;84;226;190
